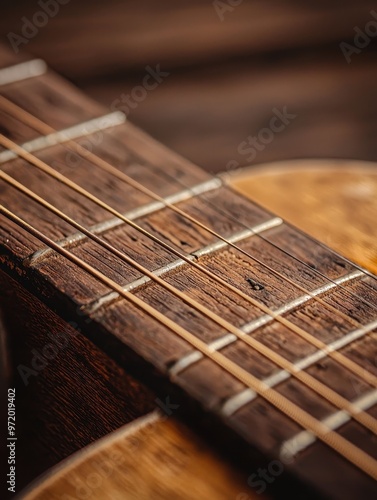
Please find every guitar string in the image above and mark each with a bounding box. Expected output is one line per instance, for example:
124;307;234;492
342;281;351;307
0;96;377;320
1;99;376;366
145;165;377;302
1;133;377;398
0;124;376;390
1;95;376;325
2;170;376;436
1;203;376;481
1;60;374;482
1;61;377;297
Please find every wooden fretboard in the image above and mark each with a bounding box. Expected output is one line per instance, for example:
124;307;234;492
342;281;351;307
1;47;376;499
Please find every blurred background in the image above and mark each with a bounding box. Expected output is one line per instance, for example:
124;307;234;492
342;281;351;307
1;0;377;173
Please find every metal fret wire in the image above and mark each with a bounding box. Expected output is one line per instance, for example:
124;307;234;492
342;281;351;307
130;152;377;309
0;132;376;394
0;60;47;87
0;112;376;389
2;169;377;436
1;132;377;409
1;204;376;481
1;90;377;468
1;94;376;325
1;132;377;476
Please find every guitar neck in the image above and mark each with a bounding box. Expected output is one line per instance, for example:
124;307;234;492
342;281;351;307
1;48;377;499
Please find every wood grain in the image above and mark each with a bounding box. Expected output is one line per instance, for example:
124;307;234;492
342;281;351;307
1;1;376;78
3;2;377;172
230;160;377;274
22;412;253;500
18;161;377;500
1;56;377;498
0;270;155;494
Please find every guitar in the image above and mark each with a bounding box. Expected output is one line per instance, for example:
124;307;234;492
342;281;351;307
1;48;376;499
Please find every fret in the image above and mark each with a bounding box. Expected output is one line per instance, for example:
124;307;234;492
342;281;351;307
0;68;106;132
0;112;126;164
0;59;47;86
0;64;212;207
241;269;365;334
280;389;377;462
2;48;377;497
9;199;377;490
193;217;282;258
169;270;365;376
15;181;363;325
220;317;377;417
1;131;213;263
170;335;235;376
83;256;195;314
27;177;224;266
84;216;283;314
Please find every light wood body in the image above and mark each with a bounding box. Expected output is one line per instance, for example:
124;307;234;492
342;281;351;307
21;161;377;500
231;160;377;274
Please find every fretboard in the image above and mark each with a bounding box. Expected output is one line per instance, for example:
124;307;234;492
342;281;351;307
1;47;377;499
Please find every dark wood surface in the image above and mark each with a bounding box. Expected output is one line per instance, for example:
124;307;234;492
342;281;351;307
1;1;377;171
0;270;155;493
0;50;377;498
2;0;376;78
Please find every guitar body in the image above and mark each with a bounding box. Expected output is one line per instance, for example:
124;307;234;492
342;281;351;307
11;162;377;500
231;161;377;275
